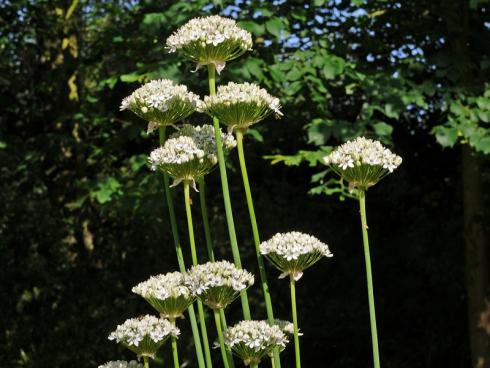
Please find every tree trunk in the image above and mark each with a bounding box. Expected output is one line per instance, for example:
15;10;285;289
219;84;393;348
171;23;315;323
462;145;489;367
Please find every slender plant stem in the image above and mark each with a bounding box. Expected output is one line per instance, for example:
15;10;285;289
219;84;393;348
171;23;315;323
358;190;381;368
290;275;301;368
169;319;180;368
198;177;215;262
184;181;213;368
197;178;236;368
271;356;276;368
143;357;149;368
158;127;206;368
214;309;230;368
235;130;282;367
250;365;258;368
207;63;251;320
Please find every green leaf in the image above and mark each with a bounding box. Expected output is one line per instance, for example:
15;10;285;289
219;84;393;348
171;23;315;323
265;18;283;38
246;129;264;143
373;122;394;136
239;21;264;36
120;73;142;83
433;126;459;147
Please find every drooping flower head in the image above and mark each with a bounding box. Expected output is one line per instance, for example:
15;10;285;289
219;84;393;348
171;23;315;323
202;82;282;132
260;232;333;281
148;124;236;188
132;272;195;320
120;79;201;133
108;315;180;358
98;361;143;368
224;320;288;366
166;15;253;73
323;137;402;190
186;260;254;310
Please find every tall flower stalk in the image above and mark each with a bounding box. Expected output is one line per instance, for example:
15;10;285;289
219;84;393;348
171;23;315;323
183;180;213;367
207;63;252;320
323;137;402;368
260;232;333;368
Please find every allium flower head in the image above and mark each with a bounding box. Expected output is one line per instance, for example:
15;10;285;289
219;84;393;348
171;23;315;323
98;361;143;368
148;124;236;188
120;79;201;133
108;315;179;358
260;232;333;280
323;137;402;190
132;272;194;320
166;15;253;73
224;320;288;366
186;260;254;310
202;82;283;132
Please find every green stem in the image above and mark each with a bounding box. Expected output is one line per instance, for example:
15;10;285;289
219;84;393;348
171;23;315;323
271;356;276;368
143;357;149;368
207;63;251;320
235;130;281;367
184;181;213;368
170;320;180;368
198;177;215;262
158;127;205;368
290;275;301;368
358;190;381;368
214;309;230;368
219;309;236;368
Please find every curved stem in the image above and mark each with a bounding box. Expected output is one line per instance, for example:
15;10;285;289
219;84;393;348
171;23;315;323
143;357;149;368
207;63;251;320
158;127;205;368
235;130;281;367
198;177;215;262
358;190;381;368
290;275;301;368
184;181;213;368
214;309;230;368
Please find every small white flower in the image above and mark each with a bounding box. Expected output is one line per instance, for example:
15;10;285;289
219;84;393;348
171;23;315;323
121;79;201;133
148;124;236;187
186;260;254;310
260;232;333;280
165;15;253;73
108;315;179;358
98;361;143;368
323;137;402;189
224;320;288;366
202;82;282;132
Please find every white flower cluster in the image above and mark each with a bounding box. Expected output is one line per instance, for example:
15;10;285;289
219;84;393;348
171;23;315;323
186;260;254;309
120;79;201;133
166;16;253;73
224;320;288;365
132;272;191;300
272;320;295;336
324;137;402;172
108;315;179;350
260;232;333;280
148;124;236;187
202;82;282;131
132;272;194;319
98;361;143;368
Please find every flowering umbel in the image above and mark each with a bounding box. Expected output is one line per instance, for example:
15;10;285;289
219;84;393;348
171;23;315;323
202;82;282;132
120;79;201;133
260;231;333;280
166;15;253;73
108;315;180;358
323;136;402;190
132;272;195;320
186;260;254;310
148;124;236;188
223;320;288;366
98;361;143;368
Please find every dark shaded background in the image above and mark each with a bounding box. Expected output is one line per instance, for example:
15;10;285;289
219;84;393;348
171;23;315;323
1;1;489;367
